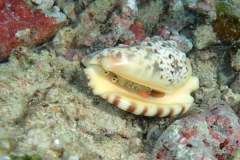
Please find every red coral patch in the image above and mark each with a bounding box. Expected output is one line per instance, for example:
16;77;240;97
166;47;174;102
0;0;65;61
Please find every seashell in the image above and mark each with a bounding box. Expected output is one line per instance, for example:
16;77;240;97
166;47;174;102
82;36;199;117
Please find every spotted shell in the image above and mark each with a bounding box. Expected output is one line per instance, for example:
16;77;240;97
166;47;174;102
82;36;199;117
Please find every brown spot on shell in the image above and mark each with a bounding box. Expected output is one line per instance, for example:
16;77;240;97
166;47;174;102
112;96;120;106
141;107;148;116
127;104;137;113
155;108;163;117
116;52;122;58
87;78;91;83
180;105;186;114
168;108;175;116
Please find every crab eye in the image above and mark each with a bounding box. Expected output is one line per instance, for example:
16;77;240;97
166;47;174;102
104;70;109;75
112;76;118;83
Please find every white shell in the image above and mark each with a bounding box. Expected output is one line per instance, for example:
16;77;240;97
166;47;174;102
82;36;199;117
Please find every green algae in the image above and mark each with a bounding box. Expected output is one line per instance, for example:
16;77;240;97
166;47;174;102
212;1;240;43
10;154;42;160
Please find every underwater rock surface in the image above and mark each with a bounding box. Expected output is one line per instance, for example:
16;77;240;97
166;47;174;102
151;104;240;159
0;0;66;61
1;0;240;159
0;46;144;159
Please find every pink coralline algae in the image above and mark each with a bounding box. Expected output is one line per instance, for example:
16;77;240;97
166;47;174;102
0;0;66;61
151;104;240;160
129;19;147;41
123;19;147;45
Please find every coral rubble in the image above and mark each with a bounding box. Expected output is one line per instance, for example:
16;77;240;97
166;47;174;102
0;0;66;61
151;104;240;159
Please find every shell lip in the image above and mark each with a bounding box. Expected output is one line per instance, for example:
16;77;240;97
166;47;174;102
84;64;196;104
84;63;198;117
101;91;193;117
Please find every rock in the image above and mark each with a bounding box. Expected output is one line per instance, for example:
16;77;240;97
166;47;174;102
150;104;240;159
0;0;66;61
193;25;218;49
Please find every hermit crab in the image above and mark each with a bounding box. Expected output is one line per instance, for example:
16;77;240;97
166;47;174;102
82;36;199;117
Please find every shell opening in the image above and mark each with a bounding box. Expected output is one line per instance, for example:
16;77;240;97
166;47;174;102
104;70;165;98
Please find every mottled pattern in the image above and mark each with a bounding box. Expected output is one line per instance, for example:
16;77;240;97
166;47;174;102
83;36;191;93
151;104;240;159
130;37;188;86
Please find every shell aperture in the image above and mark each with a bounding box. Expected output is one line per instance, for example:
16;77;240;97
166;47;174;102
82;36;199;117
